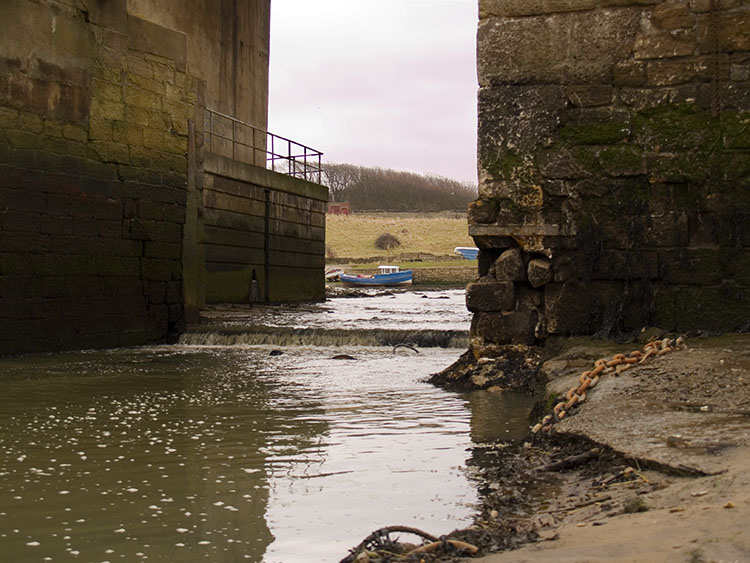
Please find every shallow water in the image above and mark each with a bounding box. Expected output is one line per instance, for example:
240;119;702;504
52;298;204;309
254;288;474;331
0;289;534;562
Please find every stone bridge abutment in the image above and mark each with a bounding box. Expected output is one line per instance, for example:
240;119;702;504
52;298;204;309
469;0;750;348
0;1;327;356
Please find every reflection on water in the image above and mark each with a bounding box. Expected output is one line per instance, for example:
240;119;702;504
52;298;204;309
210;289;473;332
466;391;538;445
0;289;533;562
0;348;281;562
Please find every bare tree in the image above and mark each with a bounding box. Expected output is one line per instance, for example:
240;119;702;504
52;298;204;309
320;162;477;211
322;163;361;202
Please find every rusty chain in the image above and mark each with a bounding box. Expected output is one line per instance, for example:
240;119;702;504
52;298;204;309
533;336;686;433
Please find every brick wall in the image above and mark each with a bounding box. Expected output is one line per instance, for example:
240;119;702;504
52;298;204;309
470;0;750;346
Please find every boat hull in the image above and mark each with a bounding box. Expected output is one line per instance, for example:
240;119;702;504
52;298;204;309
339;270;413;288
325;268;344;281
454;247;478;260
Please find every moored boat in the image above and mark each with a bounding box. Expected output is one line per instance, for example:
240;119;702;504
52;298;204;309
339;265;413;288
325;268;344;281
454;246;479;260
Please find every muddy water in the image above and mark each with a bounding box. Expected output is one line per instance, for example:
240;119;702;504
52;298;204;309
0;289;535;562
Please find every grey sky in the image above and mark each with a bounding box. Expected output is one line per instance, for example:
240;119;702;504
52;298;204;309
268;0;478;184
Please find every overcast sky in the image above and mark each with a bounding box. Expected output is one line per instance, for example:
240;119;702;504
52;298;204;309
268;0;478;184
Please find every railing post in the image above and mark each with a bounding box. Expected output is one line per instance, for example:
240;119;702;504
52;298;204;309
203;108;323;183
271;134;275;172
209;110;213;154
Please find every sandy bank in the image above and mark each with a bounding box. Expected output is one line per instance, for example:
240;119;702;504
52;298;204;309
475;334;750;563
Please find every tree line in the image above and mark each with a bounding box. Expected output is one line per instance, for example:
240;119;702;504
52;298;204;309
322;163;477;212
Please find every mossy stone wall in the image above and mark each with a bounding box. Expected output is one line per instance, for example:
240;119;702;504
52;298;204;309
470;0;750;345
0;0;301;356
0;2;197;355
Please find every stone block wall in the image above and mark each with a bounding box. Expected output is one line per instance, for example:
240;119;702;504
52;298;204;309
125;0;271;128
0;0;326;356
0;2;197;355
470;0;750;346
203;154;327;304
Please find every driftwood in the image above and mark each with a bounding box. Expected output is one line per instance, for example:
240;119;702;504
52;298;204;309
339;526;438;563
538;448;601;472
406;538;479;556
393;343;419;354
340;525;478;562
549;494;613;514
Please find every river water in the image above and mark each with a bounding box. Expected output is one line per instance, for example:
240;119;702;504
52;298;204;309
0;289;535;562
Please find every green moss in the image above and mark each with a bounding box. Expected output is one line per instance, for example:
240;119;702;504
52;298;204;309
500;151;524;177
544;392;560;414
559;120;630;145
480;148;524;180
570;146;603;175
721;111;750;149
494;195;541;217
479;148;501;178
599;146;645;177
493;196;518;213
634;103;721;152
649;153;710;184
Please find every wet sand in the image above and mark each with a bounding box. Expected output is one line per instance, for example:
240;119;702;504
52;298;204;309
474;334;750;562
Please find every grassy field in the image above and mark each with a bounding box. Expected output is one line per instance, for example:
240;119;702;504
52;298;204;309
325;212;473;260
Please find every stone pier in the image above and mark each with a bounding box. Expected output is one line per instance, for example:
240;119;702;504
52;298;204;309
0;1;327;356
470;0;750;347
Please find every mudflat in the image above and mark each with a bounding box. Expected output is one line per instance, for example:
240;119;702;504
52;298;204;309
475;334;750;563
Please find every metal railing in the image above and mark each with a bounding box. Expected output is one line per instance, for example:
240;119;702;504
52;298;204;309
204;108;323;184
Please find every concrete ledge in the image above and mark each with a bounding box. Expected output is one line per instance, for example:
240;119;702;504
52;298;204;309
204;153;328;202
469;223;568;237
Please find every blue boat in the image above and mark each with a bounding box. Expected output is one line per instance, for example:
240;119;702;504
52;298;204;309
454;246;479;260
339;265;413;288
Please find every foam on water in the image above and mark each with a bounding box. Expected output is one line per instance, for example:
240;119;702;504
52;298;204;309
0;289;533;562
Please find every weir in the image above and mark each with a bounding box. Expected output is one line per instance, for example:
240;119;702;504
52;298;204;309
180;326;470;349
181;288;473;349
0;288;527;562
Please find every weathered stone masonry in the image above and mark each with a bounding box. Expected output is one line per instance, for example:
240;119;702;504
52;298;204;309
0;2;196;355
0;1;327;356
469;0;750;347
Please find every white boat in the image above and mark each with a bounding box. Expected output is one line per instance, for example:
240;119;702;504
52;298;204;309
325;268;344;281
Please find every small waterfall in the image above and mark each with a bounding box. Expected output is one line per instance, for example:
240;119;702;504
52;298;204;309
179;326;470;349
